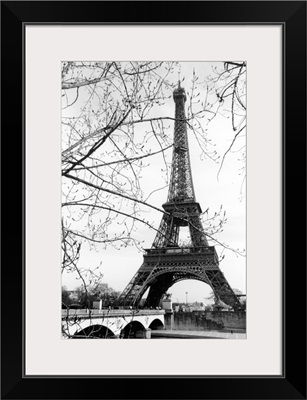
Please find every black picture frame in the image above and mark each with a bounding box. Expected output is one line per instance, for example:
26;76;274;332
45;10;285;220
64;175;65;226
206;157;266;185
1;1;306;399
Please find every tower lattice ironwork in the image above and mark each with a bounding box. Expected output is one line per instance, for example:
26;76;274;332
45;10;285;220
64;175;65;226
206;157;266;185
117;83;241;309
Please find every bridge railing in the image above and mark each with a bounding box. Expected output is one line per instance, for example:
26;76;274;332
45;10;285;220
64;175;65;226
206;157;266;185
62;308;165;320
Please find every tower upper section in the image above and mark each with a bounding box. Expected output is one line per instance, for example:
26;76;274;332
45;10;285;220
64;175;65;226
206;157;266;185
166;83;196;204
173;84;187;103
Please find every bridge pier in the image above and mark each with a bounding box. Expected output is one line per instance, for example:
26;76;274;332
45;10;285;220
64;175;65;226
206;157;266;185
135;328;151;339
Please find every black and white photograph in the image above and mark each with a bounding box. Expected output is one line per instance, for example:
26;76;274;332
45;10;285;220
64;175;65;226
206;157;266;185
61;61;246;339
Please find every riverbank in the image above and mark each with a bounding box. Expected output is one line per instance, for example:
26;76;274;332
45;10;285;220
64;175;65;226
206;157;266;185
151;329;246;339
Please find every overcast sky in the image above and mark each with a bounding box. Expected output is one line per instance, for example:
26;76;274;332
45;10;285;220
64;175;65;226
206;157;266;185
62;61;246;303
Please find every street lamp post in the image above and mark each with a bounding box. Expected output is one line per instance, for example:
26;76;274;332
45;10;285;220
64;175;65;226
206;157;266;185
186;292;188;305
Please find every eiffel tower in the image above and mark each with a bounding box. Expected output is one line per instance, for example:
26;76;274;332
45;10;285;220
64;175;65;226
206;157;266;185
117;82;241;310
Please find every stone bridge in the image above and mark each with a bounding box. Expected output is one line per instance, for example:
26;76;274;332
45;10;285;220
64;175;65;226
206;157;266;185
62;309;165;339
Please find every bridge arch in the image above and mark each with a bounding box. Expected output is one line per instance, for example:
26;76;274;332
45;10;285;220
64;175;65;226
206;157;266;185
73;324;116;339
120;320;146;339
149;318;164;330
